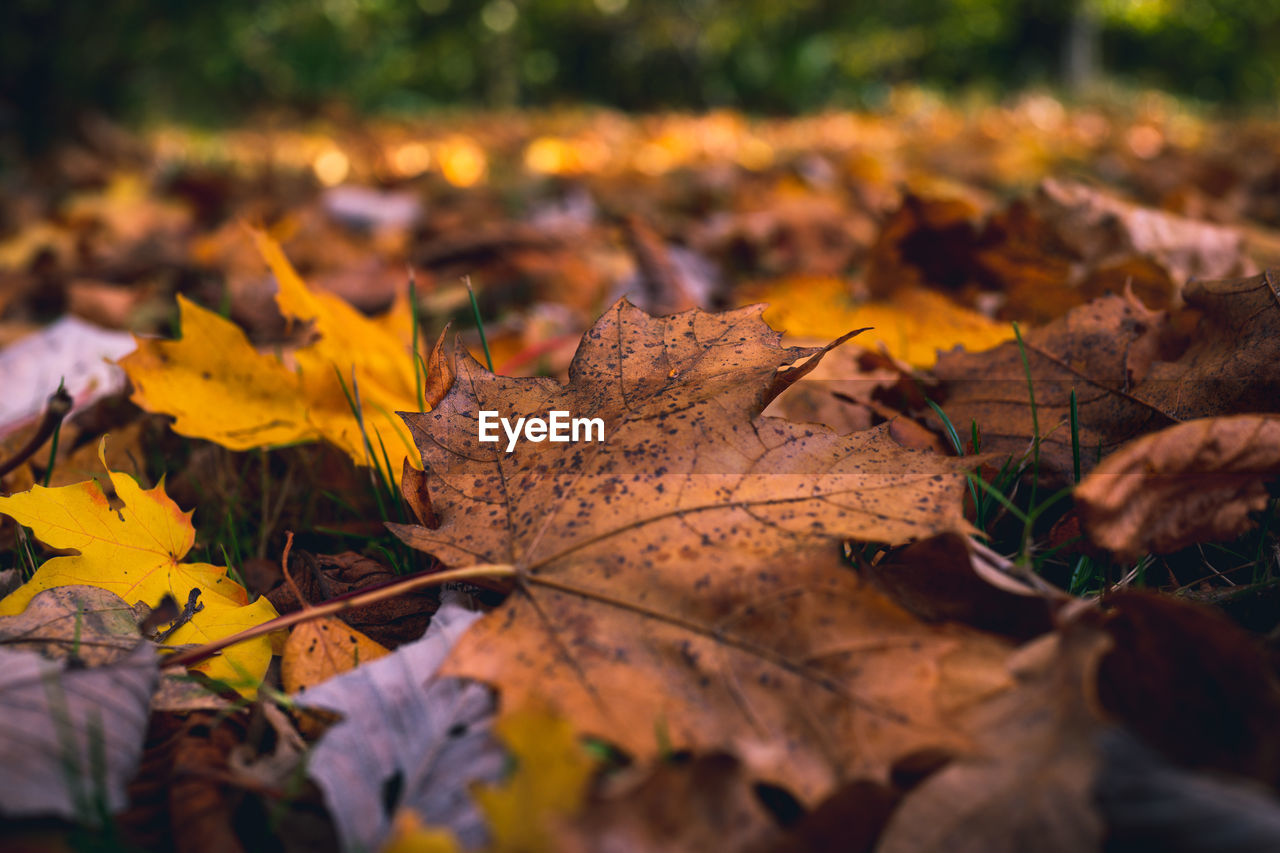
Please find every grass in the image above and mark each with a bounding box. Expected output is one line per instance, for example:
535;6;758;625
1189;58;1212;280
464;275;494;373
925;322;1278;600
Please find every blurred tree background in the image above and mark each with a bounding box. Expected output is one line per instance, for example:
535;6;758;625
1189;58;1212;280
3;0;1278;155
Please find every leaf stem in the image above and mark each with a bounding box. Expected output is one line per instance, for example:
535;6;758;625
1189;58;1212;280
161;563;517;670
0;384;72;479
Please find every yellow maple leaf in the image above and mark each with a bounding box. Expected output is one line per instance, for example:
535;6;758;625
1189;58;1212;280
0;438;279;694
741;275;1012;367
382;811;462;853
120;228;423;481
123;294;317;450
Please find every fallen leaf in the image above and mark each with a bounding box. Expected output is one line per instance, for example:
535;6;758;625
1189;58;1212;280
0;585;141;666
622;214;703;315
297;597;501;853
282;617;391;693
1075;415;1280;558
865;181;1255;325
0;643;157;822
557;753;783;853
392;300;1013;803
384;812;464;853
122;293;316;450
865;533;1057;640
864;192;987;300
474;700;599;853
159;711;262;852
0;438;278;693
264;549;438;648
0;585;240;713
1139;270;1280;418
0;315;136;440
1097;728;1280;852
1031;177;1254;295
120;230;441;481
934;291;1171;483
936;270;1280;483
742;275;1012;368
783;777;903;853
875;609;1110;853
1094;591;1280;786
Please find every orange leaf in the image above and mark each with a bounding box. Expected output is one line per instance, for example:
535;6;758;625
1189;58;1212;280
282;617;391;693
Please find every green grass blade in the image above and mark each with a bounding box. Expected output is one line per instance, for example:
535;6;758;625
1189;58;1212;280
927;398;989;529
967;471;1031;526
409;269;427;413
1069;386;1081;484
926;399;965;457
41;380;66;487
464;275;494;373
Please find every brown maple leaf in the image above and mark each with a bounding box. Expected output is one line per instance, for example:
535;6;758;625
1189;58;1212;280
391;300;1014;803
934;270;1280;484
1075;415;1280;559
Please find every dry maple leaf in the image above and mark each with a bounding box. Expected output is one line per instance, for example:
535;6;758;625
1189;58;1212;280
934;291;1171;483
875;607;1111;853
1139;270;1280;418
391;300;1014;803
936;270;1280;483
1075;414;1280;559
0;439;278;693
865;181;1255;325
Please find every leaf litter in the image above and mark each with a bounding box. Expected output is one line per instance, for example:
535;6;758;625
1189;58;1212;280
3;102;1280;851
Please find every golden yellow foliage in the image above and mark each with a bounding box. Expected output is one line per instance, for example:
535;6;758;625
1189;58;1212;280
742;275;1012;367
382;811;463;853
120;229;422;481
0;439;278;693
473;701;597;853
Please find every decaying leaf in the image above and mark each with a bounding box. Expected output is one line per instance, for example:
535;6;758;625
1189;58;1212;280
875;608;1110;853
936;270;1280;483
1075;415;1280;559
264;549;437;648
297;597;501;853
1029;178;1254;297
281;617;391;693
1139;270;1280;419
866;181;1255;324
865;533;1057;640
0;585;142;666
0;642;158;822
935;289;1172;483
1094;591;1280;786
120;230;446;481
557;753;783;853
0;439;278;693
392;300;1014;803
